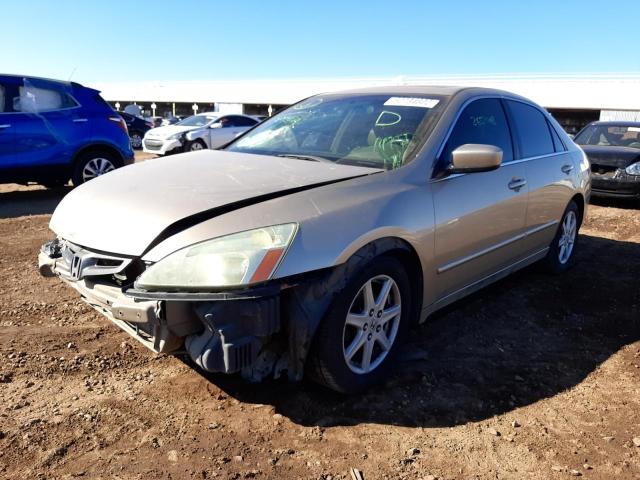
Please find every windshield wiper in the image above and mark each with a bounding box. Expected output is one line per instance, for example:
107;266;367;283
335;158;386;169
276;154;334;164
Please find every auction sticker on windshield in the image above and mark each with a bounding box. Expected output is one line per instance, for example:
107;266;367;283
384;97;439;108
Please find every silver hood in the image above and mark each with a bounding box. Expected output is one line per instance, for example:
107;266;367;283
50;150;379;256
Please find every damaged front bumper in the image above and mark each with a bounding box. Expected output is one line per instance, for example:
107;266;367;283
142;137;182;155
591;170;640;198
38;239;287;378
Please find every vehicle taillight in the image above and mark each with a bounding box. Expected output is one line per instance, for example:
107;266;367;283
109;116;128;134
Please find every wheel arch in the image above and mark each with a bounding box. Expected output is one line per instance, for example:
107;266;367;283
570;192;585;225
72;143;125;169
347;237;424;322
283;236;424;380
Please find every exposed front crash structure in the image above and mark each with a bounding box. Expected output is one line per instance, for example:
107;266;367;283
38;235;411;382
38;237;343;381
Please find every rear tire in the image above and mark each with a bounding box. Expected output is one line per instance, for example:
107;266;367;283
130;131;143;149
72;151;120;186
307;256;413;394
543;200;580;274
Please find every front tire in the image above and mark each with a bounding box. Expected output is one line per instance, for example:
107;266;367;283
543;200;580;273
72;151;119;186
184;139;207;152
307;256;413;393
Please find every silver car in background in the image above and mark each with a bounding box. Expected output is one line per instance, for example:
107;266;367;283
39;86;590;393
142;113;259;155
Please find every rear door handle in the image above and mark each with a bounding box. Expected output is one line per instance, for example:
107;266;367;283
561;164;574;174
508;178;527;191
73;118;88;123
0;124;11;129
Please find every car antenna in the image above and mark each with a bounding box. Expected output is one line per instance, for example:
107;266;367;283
68;66;78;81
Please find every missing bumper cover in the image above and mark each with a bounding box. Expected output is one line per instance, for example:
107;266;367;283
185;295;281;374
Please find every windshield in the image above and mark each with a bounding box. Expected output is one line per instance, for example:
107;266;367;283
225;93;448;170
575;124;640;149
177;114;218;127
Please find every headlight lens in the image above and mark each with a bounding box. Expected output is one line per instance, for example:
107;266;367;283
625;162;640;175
135;223;298;290
167;132;183;141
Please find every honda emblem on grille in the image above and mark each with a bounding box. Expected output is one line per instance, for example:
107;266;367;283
70;254;83;280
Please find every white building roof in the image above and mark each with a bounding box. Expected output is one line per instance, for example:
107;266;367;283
94;73;640;111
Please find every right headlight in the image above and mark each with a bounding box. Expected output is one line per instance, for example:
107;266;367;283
167;132;183;141
625;162;640;176
135;223;298;291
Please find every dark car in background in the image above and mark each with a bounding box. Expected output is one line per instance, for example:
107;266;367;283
0;74;134;187
119;111;154;149
574;121;640;199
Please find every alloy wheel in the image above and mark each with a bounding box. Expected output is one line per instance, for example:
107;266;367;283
82;157;116;182
558;210;577;264
190;142;205;151
342;274;401;374
131;133;142;149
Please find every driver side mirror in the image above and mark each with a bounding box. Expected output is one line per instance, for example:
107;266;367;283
448;144;502;174
209;123;222;129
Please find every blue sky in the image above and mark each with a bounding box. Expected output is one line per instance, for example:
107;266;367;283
2;0;639;84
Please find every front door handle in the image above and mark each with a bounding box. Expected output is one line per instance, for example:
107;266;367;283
0;124;11;129
508;178;527;191
561;164;574;174
73;118;88;123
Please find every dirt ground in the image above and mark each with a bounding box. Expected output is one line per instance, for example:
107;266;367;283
1;164;639;479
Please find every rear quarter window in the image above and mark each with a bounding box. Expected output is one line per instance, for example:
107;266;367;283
548;121;566;152
506;100;555;158
0;85;5;112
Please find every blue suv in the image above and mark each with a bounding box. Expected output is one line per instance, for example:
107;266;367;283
0;75;134;187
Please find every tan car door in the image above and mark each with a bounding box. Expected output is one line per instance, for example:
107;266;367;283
504;100;577;253
432;98;529;300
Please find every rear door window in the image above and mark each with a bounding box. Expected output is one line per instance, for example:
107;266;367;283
14;84;77;113
506;101;555;158
440;98;514;165
228;115;258;127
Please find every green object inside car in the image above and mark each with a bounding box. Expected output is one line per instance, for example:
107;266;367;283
374;133;413;170
372;110;414;169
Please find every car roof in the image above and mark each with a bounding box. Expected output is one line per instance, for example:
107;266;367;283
588;120;640;127
0;73;81;88
194;112;256;118
328;85;461;96
326;85;522;98
321;85;537;107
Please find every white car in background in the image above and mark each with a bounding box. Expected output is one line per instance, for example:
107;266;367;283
142;113;259;155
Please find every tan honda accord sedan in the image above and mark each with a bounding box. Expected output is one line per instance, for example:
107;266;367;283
39;86;591;393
